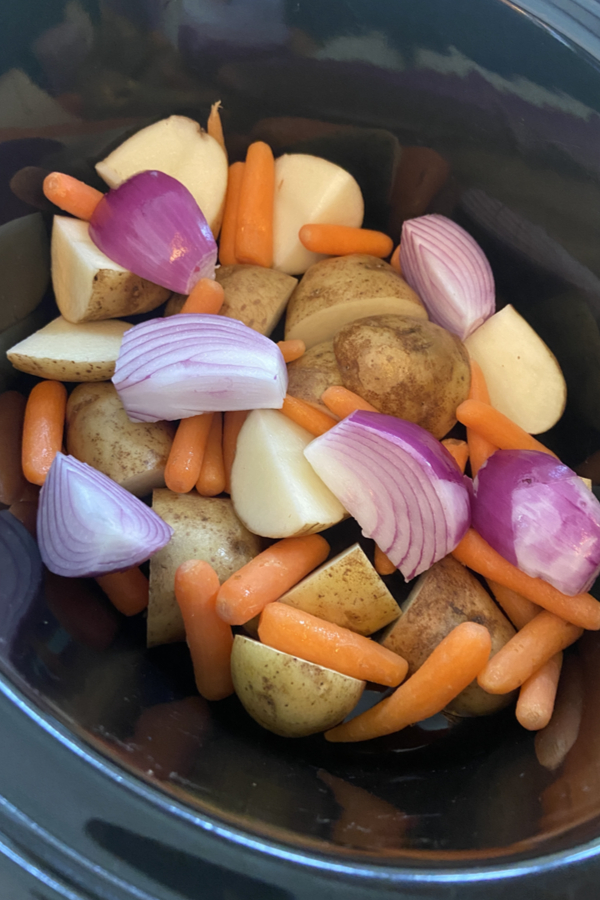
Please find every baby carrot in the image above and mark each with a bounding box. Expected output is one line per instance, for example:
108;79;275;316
222;410;248;494
277;339;305;363
466;360;497;476
180;278;225;315
516;652;563;731
258;603;408;687
236;142;275;268
326;622;492;743
298;224;394;259
175;560;234;701
390;244;402;275
22;380;67;486
96;566;149;616
456;399;557;458
207;100;226;155
374;544;396;575
196;413;226;497
452;529;600;630
219;161;245;266
0;391;28;504
216;534;330;625
486;579;541;630
441;438;469;473
321;385;378;419
42;172;103;220
477;611;582;694
534;653;583;770
164;413;213;494
281;394;338;436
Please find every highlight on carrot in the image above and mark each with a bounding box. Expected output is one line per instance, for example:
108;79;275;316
477;611;582;695
452;529;600;631
96;566;149;617
298;224;394;259
22;380;68;486
236;141;275;268
42;172;103;221
258;602;408;687
277;339;306;363
321;385;378;419
207;100;226;155
466;359;497;476
219;161;245;266
374;544;396;576
164;413;213;495
196;412;226;497
456;399;557;459
281;394;338;436
216;534;330;625
486;579;541;630
441;438;469;474
516;652;563;731
534;653;583;770
390;244;402;275
174;559;234;701
180;278;225;315
325;622;492;743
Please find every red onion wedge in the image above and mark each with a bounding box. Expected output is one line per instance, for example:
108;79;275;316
113;314;288;423
89;170;217;294
401;214;495;340
304;411;471;581
37;453;173;578
472;449;600;596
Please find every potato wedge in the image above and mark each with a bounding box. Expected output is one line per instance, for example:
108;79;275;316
286;340;343;413
6;316;131;381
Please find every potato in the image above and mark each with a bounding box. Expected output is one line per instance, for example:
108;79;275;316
333;314;471;439
284;255;426;349
6;316;131;381
66;383;175;497
231;635;365;737
380;556;516;716
165;265;297;336
286;340;343;412
278;543;400;636
52;217;169;324
148;491;261;646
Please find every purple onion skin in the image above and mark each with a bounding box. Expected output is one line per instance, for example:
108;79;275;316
473;449;600;596
89;170;217;294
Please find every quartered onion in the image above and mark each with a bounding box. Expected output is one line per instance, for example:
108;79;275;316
113;314;288;423
304;411;471;581
89;170;217;294
401;214;495;340
37;453;173;578
472;449;600;596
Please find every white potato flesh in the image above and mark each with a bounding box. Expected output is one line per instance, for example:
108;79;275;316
465;305;567;434
230;408;346;538
272;153;364;275
96;115;228;236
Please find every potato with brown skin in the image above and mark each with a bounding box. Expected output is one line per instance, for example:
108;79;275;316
286;340;343;413
333;314;471;439
380;555;516;716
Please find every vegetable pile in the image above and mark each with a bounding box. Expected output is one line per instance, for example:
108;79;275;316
2;107;599;772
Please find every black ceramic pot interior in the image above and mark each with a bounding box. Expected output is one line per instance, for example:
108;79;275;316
3;0;600;885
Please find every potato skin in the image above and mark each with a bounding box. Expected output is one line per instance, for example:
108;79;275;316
333;314;471;439
286;340;343;412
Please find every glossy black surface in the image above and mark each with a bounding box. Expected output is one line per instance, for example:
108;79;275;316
3;1;600;897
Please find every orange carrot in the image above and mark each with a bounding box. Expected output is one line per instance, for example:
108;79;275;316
236;142;275;268
222;410;248;494
277;339;306;363
516;652;563;731
196;413;226;497
456;399;557;458
466;360;498;475
164;413;213;494
216;534;330;625
281;394;338;436
0;391;28;504
96;566;149;617
441;438;469;473
258;602;408;687
22;380;67;486
174;559;234;700
219;161;245;266
452;529;600;630
326;622;492;743
299;224;393;259
321;385;378;419
374;544;396;575
486;579;541;630
390;244;402;275
180;278;225;315
477;611;582;694
42;172;103;220
534;653;583;770
207;101;226;155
